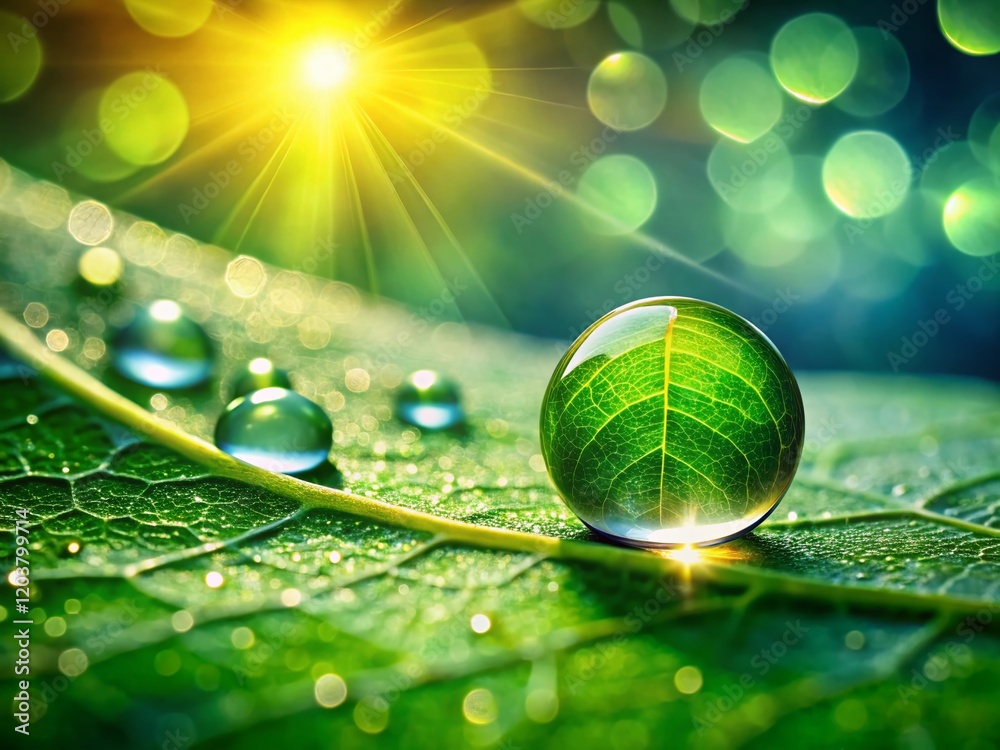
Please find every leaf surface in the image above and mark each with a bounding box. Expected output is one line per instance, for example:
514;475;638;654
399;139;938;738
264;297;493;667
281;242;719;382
1;173;1000;749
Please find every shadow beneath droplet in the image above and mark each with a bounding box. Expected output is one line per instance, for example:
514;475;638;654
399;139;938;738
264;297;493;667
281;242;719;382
294;460;344;489
104;367;216;405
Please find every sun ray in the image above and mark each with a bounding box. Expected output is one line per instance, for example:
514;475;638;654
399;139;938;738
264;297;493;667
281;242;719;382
351;104;511;327
373;6;456;48
336;107;379;295
366;90;763;298
346;100;465;316
215;112;305;250
109;116;277;205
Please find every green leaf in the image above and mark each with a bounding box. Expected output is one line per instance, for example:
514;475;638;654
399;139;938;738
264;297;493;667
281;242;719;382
1;173;1000;749
540;298;804;547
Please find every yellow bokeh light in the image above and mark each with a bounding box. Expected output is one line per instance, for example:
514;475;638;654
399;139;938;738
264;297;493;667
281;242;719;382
204;571;224;588
78;247;124;287
470;613;491;633
68;200;114;246
149;299;183;323
674;665;704;694
100;72;189;166
462;688;498;725
315;673;348;708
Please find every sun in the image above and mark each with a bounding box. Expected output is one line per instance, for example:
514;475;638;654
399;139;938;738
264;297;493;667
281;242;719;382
301;42;353;92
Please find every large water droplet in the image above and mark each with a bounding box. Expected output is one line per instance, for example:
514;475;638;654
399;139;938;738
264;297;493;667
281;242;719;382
215;387;332;474
112;300;213;388
539;297;804;548
231;358;292;399
395;370;464;430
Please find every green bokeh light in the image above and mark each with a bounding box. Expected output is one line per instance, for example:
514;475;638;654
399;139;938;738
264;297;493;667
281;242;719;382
723;156;836;269
607;2;695;51
822;131;911;219
519;0;600;29
768;155;837;242
100;72;190;166
835;27;910;118
587;52;667;131
919;140;987;202
884;191;942;268
938;0;1000;56
671;0;746;26
59;90;141;183
723;208;807;268
576;154;657;235
770;13;858;104
707;134;794;213
649;155;726;262
968;94;1000;167
0;12;43;103
743;236;842;300
699;55;783;143
943;178;1000;256
125;0;215;37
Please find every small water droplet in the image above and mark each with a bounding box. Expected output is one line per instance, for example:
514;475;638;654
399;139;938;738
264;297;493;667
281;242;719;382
215;387;332;474
230;358;291;399
395;370;463;430
112;300;213;388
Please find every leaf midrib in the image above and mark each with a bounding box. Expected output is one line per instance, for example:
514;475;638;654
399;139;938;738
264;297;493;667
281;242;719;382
659;305;676;526
2;307;997;615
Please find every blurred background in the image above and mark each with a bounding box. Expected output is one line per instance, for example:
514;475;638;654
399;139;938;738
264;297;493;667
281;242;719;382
0;0;997;378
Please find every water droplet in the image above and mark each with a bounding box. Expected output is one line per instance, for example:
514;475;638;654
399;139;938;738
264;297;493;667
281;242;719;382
539;297;804;548
230;358;291;399
215;387;332;474
112;300;213;388
395;370;463;430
